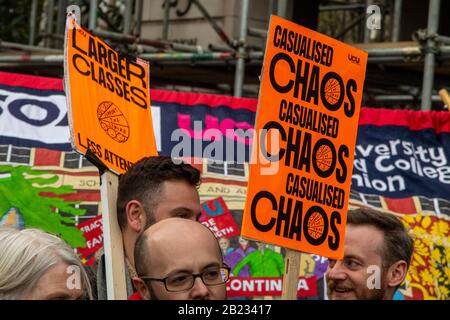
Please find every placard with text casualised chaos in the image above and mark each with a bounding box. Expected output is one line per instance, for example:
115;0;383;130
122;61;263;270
242;15;368;259
64;16;157;174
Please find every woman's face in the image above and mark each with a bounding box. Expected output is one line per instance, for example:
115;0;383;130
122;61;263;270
238;237;249;248
22;262;84;300
219;237;230;251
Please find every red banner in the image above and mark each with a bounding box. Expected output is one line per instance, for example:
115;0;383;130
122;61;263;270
200;197;240;238
77;215;103;265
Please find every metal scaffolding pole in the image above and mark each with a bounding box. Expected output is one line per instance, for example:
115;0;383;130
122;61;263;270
277;0;288;18
268;0;275;16
45;0;55;47
140;52;234;61
392;0;402;42
248;27;267;38
135;0;144;36
0;52;234;64
3;45;450;64
234;0;250;97
29;0;38;46
364;0;372;43
421;0;441;111
209;44;232;52
435;35;450;46
364;46;422;57
162;0;170;40
93;29;171;49
129;44;159;54
170;42;204;53
0;54;64;63
365;45;450;62
123;0;133;35
56;0;67;36
89;0;98;30
0;40;62;53
380;2;386;41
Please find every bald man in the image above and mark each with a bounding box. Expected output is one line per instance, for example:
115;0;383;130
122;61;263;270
132;218;229;300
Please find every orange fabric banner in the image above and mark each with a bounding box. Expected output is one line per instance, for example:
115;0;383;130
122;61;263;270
64;16;157;174
241;15;368;259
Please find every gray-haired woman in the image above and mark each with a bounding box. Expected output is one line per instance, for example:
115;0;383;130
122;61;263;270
0;227;92;300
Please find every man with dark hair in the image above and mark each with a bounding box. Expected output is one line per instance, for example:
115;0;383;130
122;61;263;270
132;218;229;300
96;156;202;299
325;207;414;300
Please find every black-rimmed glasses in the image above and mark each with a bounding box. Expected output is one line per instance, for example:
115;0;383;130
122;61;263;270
140;266;231;292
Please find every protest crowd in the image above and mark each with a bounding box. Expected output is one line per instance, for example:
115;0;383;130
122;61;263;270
0;1;449;302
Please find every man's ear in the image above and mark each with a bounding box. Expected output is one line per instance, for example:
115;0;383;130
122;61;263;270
126;200;147;233
132;277;150;300
387;260;408;288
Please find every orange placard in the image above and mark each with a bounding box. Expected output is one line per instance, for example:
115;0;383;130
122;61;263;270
241;15;368;259
64;16;157;174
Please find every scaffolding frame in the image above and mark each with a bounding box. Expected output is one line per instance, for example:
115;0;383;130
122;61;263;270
0;0;449;110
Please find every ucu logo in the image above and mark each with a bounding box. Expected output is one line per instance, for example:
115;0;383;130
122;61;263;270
348;54;360;65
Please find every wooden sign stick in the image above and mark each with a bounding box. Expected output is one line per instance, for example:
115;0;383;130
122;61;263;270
281;249;301;300
100;170;127;300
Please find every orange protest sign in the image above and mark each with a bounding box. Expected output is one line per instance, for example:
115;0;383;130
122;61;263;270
64;17;157;174
241;15;368;259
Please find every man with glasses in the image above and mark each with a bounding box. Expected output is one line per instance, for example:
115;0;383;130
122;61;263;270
132;218;229;300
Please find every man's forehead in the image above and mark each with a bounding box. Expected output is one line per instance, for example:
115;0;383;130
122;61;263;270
146;220;217;252
160;179;198;192
344;224;384;258
157;181;200;205
147;233;222;274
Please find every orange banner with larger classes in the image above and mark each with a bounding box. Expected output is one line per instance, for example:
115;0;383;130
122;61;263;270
241;15;368;259
64;16;157;174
